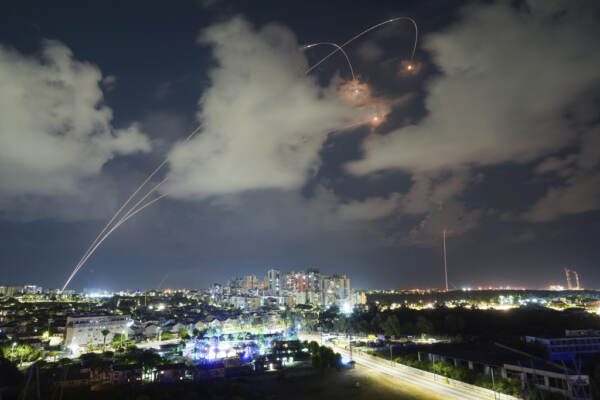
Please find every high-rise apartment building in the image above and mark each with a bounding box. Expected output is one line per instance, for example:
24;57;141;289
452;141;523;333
266;269;281;295
243;275;258;291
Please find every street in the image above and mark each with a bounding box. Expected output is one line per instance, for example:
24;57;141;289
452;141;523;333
299;334;501;400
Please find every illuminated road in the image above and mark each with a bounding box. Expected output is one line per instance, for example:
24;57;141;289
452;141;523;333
299;334;499;400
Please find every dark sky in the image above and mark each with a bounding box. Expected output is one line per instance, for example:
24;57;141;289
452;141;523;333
1;0;599;291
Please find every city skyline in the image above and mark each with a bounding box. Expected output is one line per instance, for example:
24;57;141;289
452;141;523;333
1;0;600;291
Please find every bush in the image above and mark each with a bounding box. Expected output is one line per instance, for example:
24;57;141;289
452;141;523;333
309;343;342;370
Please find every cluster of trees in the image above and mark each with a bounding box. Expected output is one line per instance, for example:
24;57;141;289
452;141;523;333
0;343;41;364
320;306;600;340
382;352;521;396
78;349;164;369
308;341;341;370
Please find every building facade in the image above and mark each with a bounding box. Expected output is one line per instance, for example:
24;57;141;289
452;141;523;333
65;315;133;349
266;269;281;295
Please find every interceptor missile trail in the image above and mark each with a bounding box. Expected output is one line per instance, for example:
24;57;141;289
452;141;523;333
62;126;201;291
301;42;355;80
306;17;418;76
72;126;200;271
61;178;169;290
62;193;169;290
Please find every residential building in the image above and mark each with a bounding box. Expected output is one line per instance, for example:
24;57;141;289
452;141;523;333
65;314;133;349
266;269;281;295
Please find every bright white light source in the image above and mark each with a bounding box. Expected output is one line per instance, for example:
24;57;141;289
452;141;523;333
342;301;353;315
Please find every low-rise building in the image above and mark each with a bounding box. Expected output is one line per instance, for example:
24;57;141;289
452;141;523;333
420;344;591;400
155;363;187;383
525;330;600;361
110;364;142;385
65;314;133;349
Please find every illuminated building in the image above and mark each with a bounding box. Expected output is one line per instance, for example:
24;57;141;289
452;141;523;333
266;269;281;295
65;314;133;349
526;330;600;361
243;275;259;291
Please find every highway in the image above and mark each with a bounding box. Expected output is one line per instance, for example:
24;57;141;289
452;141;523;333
299;334;499;400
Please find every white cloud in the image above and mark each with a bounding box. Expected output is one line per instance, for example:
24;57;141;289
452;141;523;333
340;0;600;230
348;1;600;177
337;193;401;222
525;171;600;222
525;125;600;221
0;40;151;202
166;17;362;198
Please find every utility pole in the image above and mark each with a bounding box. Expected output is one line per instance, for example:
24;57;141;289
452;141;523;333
443;230;449;292
491;368;496;400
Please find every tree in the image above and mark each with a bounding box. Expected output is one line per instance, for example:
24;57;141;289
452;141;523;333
416;316;433;335
381;315;401;337
178;328;190;340
309;341;320;357
139;350;163;370
112;333;126;350
101;329;110;351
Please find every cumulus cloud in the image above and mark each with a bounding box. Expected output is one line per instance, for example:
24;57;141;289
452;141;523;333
337;193;401;222
349;1;600;175
343;0;600;229
525;172;600;221
525;125;600;221
0;40;151;203
166;17;362;198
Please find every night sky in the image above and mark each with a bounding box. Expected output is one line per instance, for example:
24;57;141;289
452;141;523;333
1;0;599;291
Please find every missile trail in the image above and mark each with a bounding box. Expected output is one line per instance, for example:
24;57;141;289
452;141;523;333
64;193;169;289
62;126;201;291
301;42;355;80
62;178;169;290
306;17;418;76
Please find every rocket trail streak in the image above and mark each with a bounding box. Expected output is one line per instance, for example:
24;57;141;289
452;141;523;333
119;178;167;223
157;272;169;290
64;193;169;290
67;127;199;284
62;178;169;289
301;42;355;80
62;159;168;290
62;126;201;291
305;17;418;76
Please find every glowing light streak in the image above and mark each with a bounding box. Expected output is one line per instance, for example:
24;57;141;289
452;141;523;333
301;42;355;80
306;17;419;75
62;127;201;290
64;193;169;287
